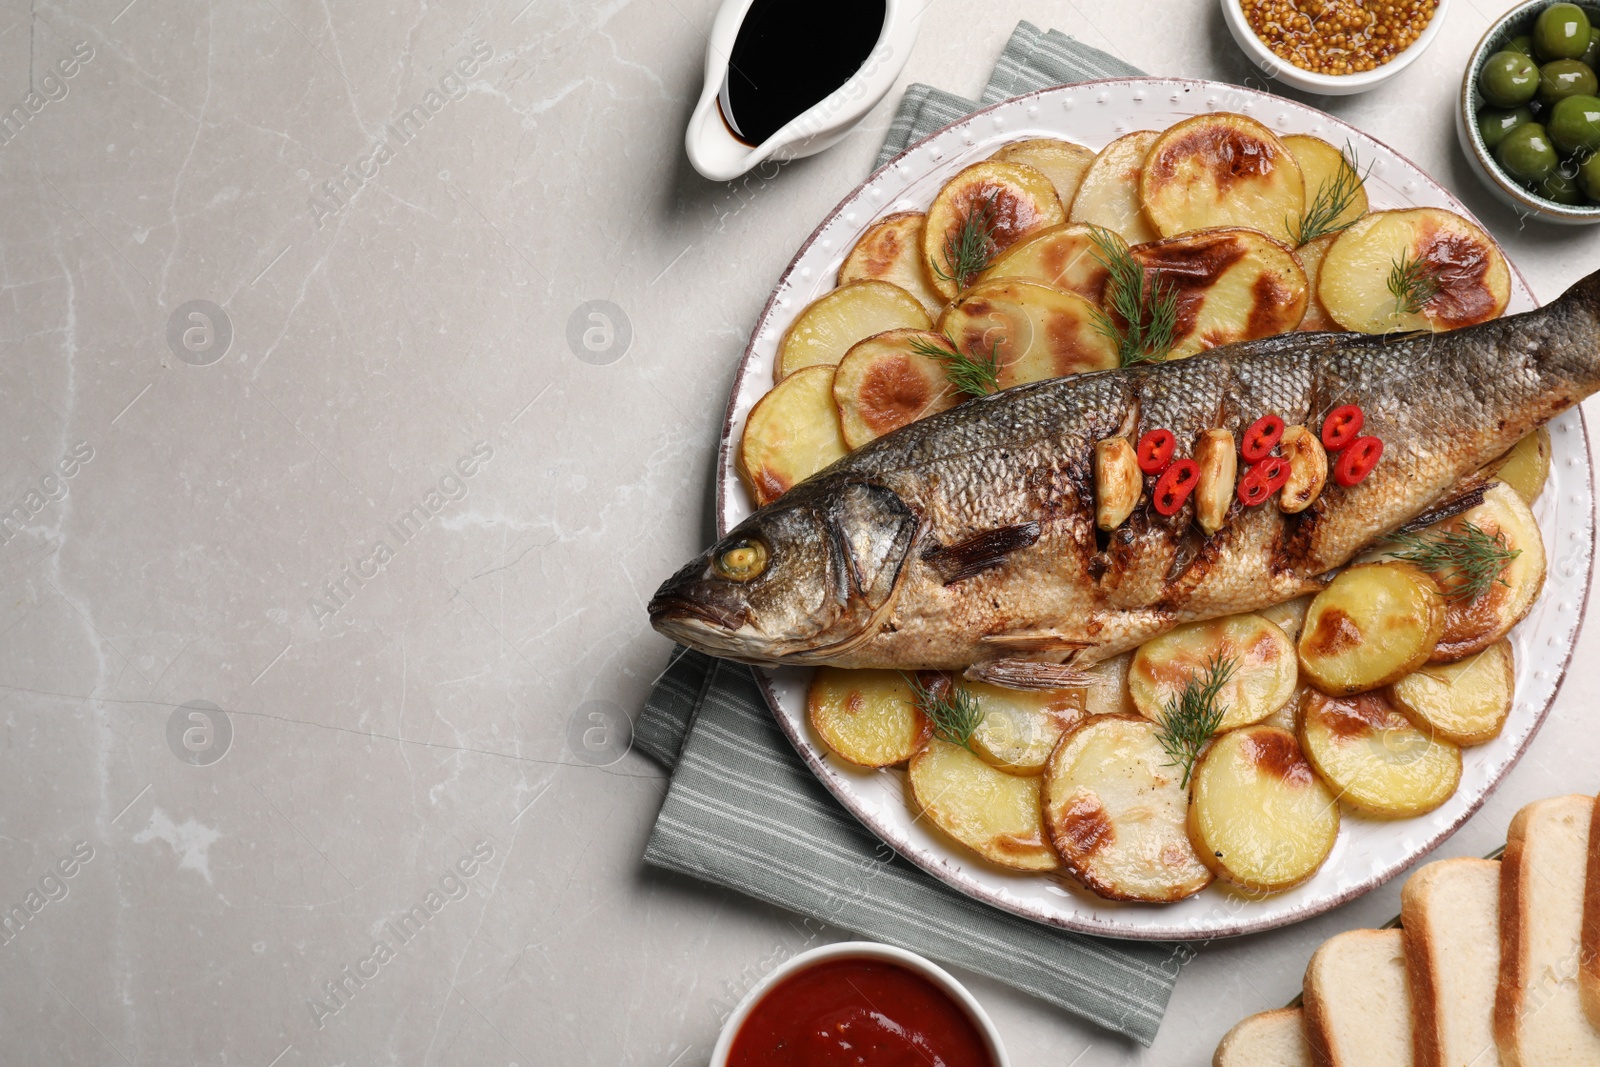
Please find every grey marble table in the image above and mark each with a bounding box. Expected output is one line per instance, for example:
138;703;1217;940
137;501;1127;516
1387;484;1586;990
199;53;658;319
0;0;1595;1064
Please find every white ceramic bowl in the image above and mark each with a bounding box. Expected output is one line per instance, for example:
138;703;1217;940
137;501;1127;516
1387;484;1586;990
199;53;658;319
708;941;1010;1067
1456;0;1600;224
1221;0;1452;94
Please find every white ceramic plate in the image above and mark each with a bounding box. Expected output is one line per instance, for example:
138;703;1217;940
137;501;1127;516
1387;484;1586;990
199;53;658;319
713;78;1595;940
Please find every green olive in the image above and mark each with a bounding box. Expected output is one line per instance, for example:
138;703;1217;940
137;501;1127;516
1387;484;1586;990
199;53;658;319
1497;121;1560;182
715;540;768;581
1548;93;1600;152
1583;28;1600;68
1579;150;1600;198
1481;50;1542;106
1538;58;1599;106
1479;104;1539;150
1535;2;1592;59
1506;33;1535;56
1538;169;1588;204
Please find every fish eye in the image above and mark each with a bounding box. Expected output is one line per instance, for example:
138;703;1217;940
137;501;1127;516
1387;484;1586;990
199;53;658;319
714;540;768;582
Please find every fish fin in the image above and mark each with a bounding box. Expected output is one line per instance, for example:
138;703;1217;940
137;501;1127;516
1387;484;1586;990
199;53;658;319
827;482;918;609
964;658;1096;691
922;522;1040;585
1395;477;1491;534
979;630;1092;653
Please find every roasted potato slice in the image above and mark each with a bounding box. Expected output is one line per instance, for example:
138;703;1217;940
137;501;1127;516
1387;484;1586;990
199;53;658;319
1299;689;1462;818
1281;134;1369;240
837;212;944;315
990;138;1096;209
776;281;932;381
1277;425;1328;514
939;279;1119;387
808;668;932;767
1130;614;1298;731
738;364;848;505
1189;726;1340;894
908;738;1060;871
1094;437;1141;531
1293;233;1344;333
966;682;1084;776
922;161;1066;300
976;222;1116;304
1318;208;1511;334
1067;130;1160;245
1080;652;1137;717
1042;714;1213;901
1390;640;1515;746
1130;227;1309;359
1483;427;1551;503
1140;113;1305;245
1298;562;1445;694
832;329;960;449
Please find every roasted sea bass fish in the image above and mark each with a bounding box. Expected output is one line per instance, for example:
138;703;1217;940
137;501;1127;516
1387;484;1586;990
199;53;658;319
650;270;1600;687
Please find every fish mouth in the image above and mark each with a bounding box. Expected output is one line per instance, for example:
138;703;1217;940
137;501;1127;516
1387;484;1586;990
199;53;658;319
646;593;749;632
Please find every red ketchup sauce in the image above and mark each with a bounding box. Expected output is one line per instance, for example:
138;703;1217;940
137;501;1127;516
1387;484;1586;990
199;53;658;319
727;957;995;1067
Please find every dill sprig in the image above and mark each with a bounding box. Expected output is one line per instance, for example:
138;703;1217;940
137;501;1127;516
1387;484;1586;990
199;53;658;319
1155;654;1236;789
1388;250;1444;315
903;673;987;752
1088;226;1179;367
932;190;1002;290
1290;144;1371;245
1384;521;1521;602
908;332;1001;398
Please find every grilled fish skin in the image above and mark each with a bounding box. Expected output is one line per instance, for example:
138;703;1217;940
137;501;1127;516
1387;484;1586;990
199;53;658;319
650;269;1600;679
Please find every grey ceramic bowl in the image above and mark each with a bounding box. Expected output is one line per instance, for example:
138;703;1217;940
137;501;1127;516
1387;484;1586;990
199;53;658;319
1457;0;1600;224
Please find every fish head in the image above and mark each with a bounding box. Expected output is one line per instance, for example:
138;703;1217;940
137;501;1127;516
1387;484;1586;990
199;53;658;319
648;481;919;663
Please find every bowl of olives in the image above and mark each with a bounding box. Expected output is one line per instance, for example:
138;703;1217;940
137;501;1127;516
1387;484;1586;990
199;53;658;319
1459;0;1600;222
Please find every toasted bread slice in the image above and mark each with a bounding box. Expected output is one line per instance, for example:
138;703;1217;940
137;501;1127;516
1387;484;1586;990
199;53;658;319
1304;928;1415;1066
1584;795;1600;1028
1401;858;1503;1067
1495;795;1600;1066
1214;1007;1312;1067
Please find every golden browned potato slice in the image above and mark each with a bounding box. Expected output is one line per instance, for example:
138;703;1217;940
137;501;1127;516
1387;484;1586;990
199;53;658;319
1042;714;1213;901
1080;651;1137;717
738;364;848;505
922;161;1066;301
1318;208;1511;334
938;279;1119;387
832;329;960;450
1131;228;1309;359
1130;614;1298;731
837;212;944;315
1278;424;1328;514
808;668;931;767
1293;233;1345;333
965;682;1084;776
1094;437;1141;531
1483;428;1551;504
908;738;1060;871
1417;483;1545;663
990;138;1096;209
1259;595;1315;644
1140;114;1305;245
1299;689;1463;818
976;223;1116;304
1298;562;1445;694
1188;726;1340;893
1193;428;1237;536
1390;640;1515;746
776;281;932;381
1281;134;1369;240
1068;130;1160;245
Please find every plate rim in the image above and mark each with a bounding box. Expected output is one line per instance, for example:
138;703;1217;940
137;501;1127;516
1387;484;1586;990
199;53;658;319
710;76;1597;940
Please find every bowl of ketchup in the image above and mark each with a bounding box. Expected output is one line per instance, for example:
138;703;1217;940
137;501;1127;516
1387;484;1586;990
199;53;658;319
710;941;1008;1067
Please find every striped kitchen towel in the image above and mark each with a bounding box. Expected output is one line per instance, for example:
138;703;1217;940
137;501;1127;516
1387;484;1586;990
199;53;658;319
639;29;1184;1046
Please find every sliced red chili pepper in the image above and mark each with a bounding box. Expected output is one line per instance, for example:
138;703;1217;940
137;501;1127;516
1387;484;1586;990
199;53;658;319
1240;415;1285;463
1321;405;1364;452
1333;436;1383;486
1236;456;1290;507
1237;472;1273;507
1136;429;1177;474
1152;458;1199;516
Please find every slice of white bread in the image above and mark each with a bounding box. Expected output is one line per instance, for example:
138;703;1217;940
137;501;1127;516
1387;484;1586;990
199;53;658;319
1214;1007;1312;1067
1494;794;1600;1065
1304;928;1415;1066
1582;793;1600;1028
1401;857;1503;1067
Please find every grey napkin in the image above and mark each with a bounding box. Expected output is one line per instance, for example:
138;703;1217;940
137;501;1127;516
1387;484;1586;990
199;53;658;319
640;27;1183;1046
